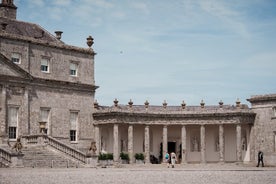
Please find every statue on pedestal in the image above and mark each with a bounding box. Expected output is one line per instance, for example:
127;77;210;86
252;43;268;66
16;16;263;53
192;136;199;152
89;140;97;155
12;137;23;153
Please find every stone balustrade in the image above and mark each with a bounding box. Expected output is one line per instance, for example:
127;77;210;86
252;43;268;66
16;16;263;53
22;134;87;164
0;147;11;167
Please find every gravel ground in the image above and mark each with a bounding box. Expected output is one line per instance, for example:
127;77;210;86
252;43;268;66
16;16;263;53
1;164;276;184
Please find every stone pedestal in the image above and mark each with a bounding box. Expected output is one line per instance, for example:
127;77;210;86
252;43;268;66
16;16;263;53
10;153;24;168
86;155;98;167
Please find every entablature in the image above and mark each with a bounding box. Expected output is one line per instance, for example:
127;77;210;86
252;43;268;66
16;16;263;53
93;110;256;126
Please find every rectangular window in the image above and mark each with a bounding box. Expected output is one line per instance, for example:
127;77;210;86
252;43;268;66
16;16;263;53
11;53;21;64
70;111;78;142
8;107;18;139
70;130;76;142
40;108;50;134
273;107;276;117
70;63;78;76
41;59;49;72
9;127;17;139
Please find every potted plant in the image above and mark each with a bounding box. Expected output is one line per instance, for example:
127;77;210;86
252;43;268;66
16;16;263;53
107;153;113;166
98;153;108;166
120;152;129;164
135;153;145;164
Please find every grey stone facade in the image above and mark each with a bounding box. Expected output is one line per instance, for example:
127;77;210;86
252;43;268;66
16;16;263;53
0;0;97;152
0;0;276;167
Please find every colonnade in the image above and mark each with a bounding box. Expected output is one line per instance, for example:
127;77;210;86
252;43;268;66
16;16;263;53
94;123;245;164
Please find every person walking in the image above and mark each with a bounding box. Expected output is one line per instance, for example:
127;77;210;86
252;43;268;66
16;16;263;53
165;152;170;168
256;151;264;167
170;152;177;168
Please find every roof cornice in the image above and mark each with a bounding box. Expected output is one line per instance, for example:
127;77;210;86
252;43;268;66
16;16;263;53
0;33;96;55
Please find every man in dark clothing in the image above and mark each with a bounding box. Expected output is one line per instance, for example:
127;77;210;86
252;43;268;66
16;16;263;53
256;151;264;167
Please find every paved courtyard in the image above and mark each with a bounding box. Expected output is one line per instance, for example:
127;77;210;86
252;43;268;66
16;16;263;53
1;164;276;184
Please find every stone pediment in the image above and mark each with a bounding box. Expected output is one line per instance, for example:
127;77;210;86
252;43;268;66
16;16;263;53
0;53;32;80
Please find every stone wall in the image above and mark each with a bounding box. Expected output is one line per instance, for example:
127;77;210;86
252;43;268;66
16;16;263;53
248;94;276;166
0;38;95;85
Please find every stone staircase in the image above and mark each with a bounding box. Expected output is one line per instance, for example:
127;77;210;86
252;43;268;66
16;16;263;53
21;145;81;168
1;135;93;168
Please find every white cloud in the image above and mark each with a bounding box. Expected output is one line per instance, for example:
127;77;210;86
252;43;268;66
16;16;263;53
199;0;250;38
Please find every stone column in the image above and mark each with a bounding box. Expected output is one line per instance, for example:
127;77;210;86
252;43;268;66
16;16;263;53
219;124;224;162
200;124;206;163
94;125;100;155
162;125;168;163
181;125;187;164
144;125;150;164
236;124;242;162
113;124;119;162
128;124;134;164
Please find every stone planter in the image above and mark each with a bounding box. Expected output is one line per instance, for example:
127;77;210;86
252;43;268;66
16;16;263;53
107;159;113;166
99;160;108;166
120;159;129;164
135;159;144;164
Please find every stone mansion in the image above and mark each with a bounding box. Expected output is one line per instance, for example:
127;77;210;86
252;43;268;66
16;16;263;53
0;0;276;167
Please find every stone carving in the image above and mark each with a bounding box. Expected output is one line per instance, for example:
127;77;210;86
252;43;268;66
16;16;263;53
12;137;23;153
215;137;219;152
89;141;97;155
242;137;247;151
192;136;199;152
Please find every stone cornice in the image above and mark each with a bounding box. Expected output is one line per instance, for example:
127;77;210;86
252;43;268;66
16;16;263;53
0;33;96;55
93;110;256;125
247;94;276;103
0;75;98;93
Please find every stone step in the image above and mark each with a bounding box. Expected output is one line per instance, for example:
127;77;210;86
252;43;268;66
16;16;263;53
21;145;82;168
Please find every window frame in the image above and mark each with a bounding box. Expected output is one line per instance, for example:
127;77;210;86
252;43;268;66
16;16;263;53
8;106;19;140
40;108;50;135
41;58;50;73
70;130;76;142
273;107;276;117
8;127;17;139
70;63;78;76
11;52;21;64
69;111;79;143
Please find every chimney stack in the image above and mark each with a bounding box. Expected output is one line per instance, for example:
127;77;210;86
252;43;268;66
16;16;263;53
55;31;63;40
0;0;17;19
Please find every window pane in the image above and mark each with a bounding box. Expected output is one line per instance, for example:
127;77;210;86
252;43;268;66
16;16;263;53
70;63;77;76
9;127;17;139
41;59;49;72
40;109;49;122
70;63;77;70
8;107;18;127
70;112;78;130
70;130;76;141
11;53;20;63
41;59;48;66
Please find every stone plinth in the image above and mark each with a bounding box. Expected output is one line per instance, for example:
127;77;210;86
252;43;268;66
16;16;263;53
86;155;98;167
10;152;24;168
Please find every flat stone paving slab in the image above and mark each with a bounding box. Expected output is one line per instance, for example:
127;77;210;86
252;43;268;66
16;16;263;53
1;164;276;184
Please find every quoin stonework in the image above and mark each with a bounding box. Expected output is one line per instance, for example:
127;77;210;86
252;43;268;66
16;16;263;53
0;1;276;167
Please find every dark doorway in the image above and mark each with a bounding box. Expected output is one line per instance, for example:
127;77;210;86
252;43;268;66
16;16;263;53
168;141;176;153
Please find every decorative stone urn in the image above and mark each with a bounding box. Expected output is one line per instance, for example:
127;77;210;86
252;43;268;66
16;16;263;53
86;36;94;47
39;121;47;134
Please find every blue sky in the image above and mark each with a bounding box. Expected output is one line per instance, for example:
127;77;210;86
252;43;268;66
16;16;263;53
15;0;276;106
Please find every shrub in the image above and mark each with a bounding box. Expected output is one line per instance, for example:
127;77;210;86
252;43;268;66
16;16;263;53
98;153;107;160
107;153;113;160
135;153;145;160
99;153;113;160
120;152;129;160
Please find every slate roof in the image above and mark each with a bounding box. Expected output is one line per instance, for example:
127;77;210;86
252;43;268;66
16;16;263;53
0;17;62;44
